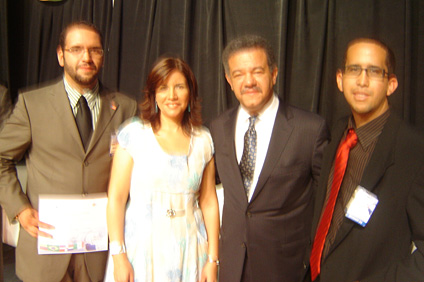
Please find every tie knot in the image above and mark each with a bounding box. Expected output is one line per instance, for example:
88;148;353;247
248;116;257;129
345;128;358;149
78;95;89;108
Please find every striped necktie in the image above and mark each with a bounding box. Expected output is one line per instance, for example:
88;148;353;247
310;128;358;281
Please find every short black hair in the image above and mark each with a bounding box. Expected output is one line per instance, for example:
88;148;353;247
58;21;103;50
342;38;396;75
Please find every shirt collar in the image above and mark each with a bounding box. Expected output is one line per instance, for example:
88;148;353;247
238;93;279;124
63;76;100;109
348;109;390;149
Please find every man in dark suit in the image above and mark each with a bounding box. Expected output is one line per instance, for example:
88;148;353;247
0;21;137;282
209;35;329;282
302;38;424;282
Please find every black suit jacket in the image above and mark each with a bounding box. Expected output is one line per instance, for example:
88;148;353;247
210;99;329;282
302;114;424;282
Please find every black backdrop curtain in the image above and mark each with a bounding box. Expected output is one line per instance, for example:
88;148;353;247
2;0;424;129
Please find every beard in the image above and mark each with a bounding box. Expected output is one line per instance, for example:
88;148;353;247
63;58;100;88
74;70;98;86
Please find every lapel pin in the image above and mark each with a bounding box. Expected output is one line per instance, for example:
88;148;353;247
110;101;117;111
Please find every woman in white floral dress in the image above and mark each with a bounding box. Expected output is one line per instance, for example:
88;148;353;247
104;57;219;282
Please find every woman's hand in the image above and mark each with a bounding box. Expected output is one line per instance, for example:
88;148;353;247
112;254;134;282
199;261;218;282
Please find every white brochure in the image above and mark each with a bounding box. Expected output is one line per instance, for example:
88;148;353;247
38;193;108;255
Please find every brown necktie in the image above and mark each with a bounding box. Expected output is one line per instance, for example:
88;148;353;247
310;129;358;281
75;96;92;151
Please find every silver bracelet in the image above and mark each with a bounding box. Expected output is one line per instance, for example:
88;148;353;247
208;254;220;266
109;241;126;256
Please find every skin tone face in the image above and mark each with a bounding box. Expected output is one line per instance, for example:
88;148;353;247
225;48;278;116
57;27;104;93
336;42;398;128
155;70;190;124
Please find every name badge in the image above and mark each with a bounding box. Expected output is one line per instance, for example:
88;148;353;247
345;186;378;227
110;133;118;156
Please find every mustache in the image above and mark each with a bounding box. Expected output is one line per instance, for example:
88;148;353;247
352;89;370;95
241;86;262;94
77;63;97;70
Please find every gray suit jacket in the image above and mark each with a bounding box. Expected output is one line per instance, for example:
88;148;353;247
210;99;329;282
0;79;137;282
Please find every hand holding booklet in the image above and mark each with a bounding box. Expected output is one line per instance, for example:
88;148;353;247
38;193;108;255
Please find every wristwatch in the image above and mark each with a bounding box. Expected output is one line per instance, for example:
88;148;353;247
109;241;126;256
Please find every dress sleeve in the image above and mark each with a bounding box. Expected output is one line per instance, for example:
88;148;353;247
201;126;214;163
117;117;143;157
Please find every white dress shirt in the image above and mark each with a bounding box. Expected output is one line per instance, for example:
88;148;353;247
235;94;279;201
64;77;101;130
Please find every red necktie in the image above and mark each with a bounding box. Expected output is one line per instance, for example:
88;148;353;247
310;128;358;281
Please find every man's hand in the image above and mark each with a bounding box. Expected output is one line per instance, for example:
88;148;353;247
17;207;54;238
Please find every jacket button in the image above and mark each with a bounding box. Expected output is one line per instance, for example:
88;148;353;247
241;243;246;249
246;211;252;218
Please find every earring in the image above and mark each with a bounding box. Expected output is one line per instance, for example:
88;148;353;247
155;102;158;113
188;104;191;113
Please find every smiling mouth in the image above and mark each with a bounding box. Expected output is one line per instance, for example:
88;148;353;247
166;103;180;107
353;92;369;101
78;65;96;72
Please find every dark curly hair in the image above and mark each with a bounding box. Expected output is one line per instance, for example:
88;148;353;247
222;34;277;75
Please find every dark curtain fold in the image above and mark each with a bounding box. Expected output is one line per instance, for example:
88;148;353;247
2;0;424;130
0;0;8;88
319;0;412;126
409;0;424;128
6;0;113;101
104;0;227;124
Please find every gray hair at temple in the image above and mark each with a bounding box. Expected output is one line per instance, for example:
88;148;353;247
222;34;277;75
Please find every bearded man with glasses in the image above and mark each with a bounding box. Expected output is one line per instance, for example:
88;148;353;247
301;38;424;282
0;21;137;282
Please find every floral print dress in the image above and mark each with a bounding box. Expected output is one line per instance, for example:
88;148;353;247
104;118;214;282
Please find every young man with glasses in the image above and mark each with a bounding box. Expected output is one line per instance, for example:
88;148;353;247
302;38;424;281
0;21;137;282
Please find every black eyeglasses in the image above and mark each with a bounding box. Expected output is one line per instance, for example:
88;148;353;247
343;65;389;80
64;47;104;57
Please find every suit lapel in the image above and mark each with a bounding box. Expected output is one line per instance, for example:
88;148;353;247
311;120;347;236
358;115;398;191
222;108;251;206
47;80;84;150
87;89;118;153
250;102;294;203
325;115;399;258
